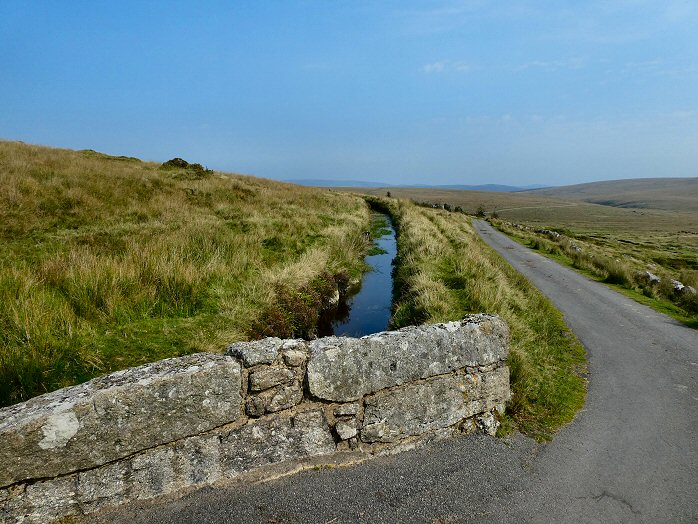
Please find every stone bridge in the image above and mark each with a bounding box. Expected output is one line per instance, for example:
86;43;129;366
0;314;510;523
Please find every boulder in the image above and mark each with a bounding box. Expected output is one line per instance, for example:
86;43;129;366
639;271;661;285
671;280;685;293
226;338;284;367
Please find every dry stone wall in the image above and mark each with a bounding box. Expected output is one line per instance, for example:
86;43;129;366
0;314;510;523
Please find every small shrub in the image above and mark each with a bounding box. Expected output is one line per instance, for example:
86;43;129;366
248;272;340;340
160;157;189;169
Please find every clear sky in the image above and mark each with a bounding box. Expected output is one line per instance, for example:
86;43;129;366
2;1;697;186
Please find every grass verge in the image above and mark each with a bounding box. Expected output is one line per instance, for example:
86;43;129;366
491;219;698;328
380;198;587;441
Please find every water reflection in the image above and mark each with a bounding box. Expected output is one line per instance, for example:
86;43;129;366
330;212;396;337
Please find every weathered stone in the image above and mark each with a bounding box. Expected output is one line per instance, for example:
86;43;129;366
172;434;222;488
77;460;128;513
249;368;295;392
639;270;661;285
671;280;685;293
245;381;303;417
130;446;178;501
361;367;510;443
245;396;266;417
265;383;303;413
477;411;499;436
683;285;697;296
333;403;359;417
246;382;304;416
219;410;335;475
226;337;284;367
458;417;478;435
4;476;79;524
0;353;242;488
361;421;388;442
335;419;358;440
283;349;307;367
307;315;508;402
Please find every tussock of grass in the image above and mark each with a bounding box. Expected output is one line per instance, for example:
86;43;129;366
0;141;371;406
384;200;586;440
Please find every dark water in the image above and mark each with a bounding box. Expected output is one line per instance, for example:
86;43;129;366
331;212;396;337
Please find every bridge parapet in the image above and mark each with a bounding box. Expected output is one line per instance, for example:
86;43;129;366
0;314;510;523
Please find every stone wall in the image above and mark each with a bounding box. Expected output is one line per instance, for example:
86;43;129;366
0;314;510;523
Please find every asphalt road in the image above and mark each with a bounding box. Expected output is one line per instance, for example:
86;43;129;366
102;220;697;523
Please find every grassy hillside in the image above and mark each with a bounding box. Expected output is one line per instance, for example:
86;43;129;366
527;177;698;212
0;141;371;407
374;198;587;440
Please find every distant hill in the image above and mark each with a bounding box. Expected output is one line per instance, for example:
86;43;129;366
525;177;698;212
287;179;547;192
407;183;548;192
286;179;391;188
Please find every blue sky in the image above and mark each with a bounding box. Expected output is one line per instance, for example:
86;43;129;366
1;1;697;186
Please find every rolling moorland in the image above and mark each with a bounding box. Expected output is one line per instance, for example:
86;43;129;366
0;141;373;406
351;181;698;327
0;141;585;440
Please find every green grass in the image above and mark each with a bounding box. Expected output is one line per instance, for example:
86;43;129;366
0;141;372;407
379;199;587;441
491;219;698;328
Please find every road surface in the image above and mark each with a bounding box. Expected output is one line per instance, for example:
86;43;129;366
101;220;697;523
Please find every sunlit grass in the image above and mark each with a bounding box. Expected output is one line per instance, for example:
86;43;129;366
381;199;587;440
0;141;371;406
492;219;698;326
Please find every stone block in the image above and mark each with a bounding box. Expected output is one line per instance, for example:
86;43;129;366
0;353;242;487
333;403;360;417
219;410;335;476
335;419;358;440
283;349;307;367
247;382;304;416
173;434;223;488
265;383;304;413
361;367;510;443
249;368;295;392
226;337;284;366
77;460;128;513
3;476;79;524
245;396;266;417
307;315;508;402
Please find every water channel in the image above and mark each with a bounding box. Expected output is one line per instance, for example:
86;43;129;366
329;211;397;337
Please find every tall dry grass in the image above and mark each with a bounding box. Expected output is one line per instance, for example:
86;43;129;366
0;141;370;406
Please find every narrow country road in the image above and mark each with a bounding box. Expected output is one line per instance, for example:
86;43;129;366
102;220;697;524
470;220;697;522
